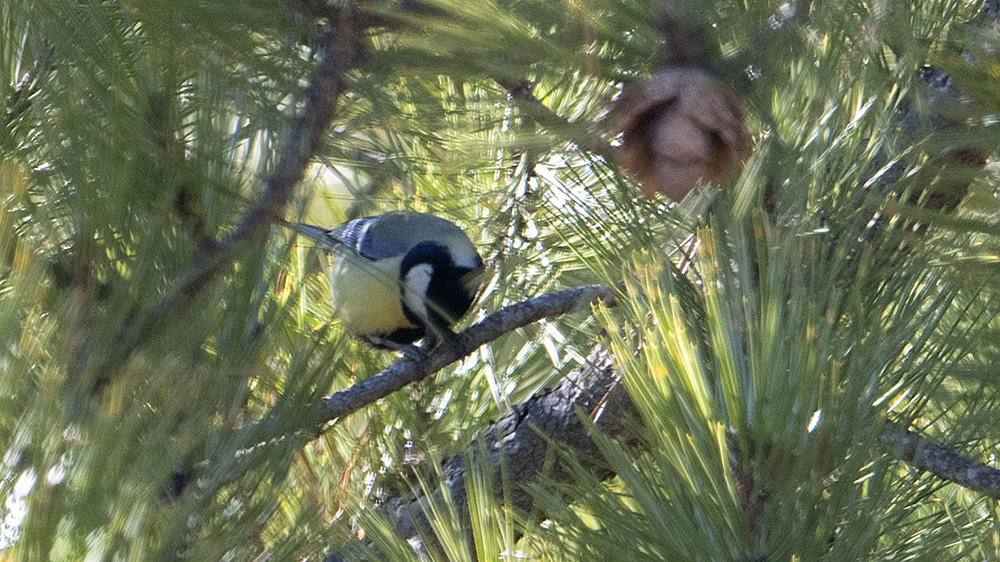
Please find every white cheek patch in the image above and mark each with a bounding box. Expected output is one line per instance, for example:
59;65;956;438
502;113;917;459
403;263;434;321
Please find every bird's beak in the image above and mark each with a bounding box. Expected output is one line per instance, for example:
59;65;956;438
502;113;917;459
461;265;494;295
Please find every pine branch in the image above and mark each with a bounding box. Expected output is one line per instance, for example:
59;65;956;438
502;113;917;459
167;14;359;301
324;344;632;562
388;346;631;546
91;11;363;386
328;369;1000;561
880;423;1000;499
313;284;617;426
180;285;618;504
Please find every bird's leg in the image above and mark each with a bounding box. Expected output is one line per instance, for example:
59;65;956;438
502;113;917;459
420;324;460;355
364;335;424;361
392;342;425;362
419;330;440;353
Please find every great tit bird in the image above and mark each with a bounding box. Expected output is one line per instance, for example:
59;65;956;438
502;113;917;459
296;211;487;351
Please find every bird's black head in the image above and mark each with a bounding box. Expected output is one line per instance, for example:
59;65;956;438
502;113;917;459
399;240;481;337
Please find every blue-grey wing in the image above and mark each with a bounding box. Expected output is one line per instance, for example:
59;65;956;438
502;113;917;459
301;211;472;262
330;216;409;260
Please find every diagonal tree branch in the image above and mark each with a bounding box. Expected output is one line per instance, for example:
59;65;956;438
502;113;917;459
880;423;1000;499
378;345;631;554
180;285;619;503
165;15;360;303
94;12;363;385
323;343;630;562
311;284;618;428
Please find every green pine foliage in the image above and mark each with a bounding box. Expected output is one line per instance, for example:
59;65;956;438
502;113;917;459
2;0;1000;560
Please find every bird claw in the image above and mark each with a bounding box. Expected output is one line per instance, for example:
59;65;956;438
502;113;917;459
422;330;461;355
361;335;424;360
363;329;458;361
381;341;424;361
398;343;425;361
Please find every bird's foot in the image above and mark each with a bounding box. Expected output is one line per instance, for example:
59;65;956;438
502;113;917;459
363;335;426;361
421;330;461;355
391;342;425;361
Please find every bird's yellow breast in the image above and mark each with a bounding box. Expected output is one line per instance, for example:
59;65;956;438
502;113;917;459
327;253;418;336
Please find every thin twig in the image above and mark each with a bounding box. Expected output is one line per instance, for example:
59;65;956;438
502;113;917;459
5;42;54;124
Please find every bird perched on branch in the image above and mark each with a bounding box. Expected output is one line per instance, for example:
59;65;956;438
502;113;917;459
296;211;487;353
